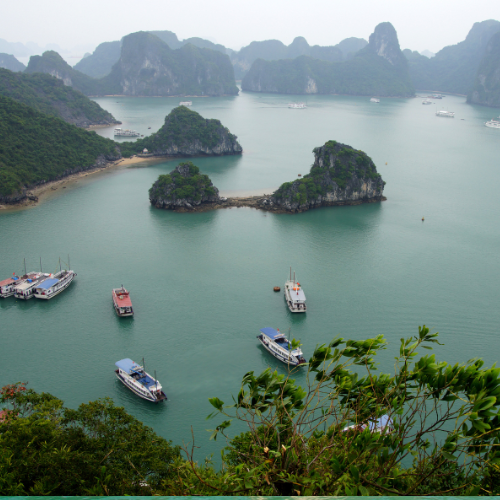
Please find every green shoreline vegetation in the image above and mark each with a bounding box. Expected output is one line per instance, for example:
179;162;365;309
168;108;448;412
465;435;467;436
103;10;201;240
2;328;500;495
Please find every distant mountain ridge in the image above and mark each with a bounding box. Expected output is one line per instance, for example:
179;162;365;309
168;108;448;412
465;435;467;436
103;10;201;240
241;23;414;97
0;53;25;72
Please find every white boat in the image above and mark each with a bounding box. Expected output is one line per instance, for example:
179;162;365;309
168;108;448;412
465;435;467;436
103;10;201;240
115;358;167;402
436;110;455;118
370;97;380;103
288;102;307;109
485;118;500;129
179;101;192;106
422;99;432;105
114;128;140;137
257;327;306;366
0;274;20;298
284;268;306;313
342;415;394;434
14;272;48;300
34;269;76;300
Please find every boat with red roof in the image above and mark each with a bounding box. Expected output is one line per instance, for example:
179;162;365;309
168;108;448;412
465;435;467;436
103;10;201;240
0;274;21;298
112;286;134;317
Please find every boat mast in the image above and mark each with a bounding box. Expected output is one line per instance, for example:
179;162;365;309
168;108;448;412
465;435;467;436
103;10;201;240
290;266;291;281
68;254;70;270
142;357;145;374
40;257;42;272
293;271;296;285
59;257;61;272
24;258;26;276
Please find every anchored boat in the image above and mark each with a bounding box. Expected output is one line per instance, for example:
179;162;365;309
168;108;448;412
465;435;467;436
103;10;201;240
115;358;167;402
112;286;133;317
284;268;306;313
0;274;20;298
257;327;306;366
14;272;48;300
435;110;455;118
34;269;76;299
179;101;192;106
370;97;380;103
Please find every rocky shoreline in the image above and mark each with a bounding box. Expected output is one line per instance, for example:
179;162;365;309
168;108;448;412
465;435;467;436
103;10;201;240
169;194;387;214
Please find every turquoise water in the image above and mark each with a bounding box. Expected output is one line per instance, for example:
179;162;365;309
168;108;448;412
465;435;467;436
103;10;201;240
1;91;500;460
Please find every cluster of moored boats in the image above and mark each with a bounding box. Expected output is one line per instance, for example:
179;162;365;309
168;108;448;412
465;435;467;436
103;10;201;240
0;263;76;301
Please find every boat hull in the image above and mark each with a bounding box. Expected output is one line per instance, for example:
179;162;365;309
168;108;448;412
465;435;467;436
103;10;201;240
115;370;167;402
257;335;303;366
34;272;76;300
284;289;306;313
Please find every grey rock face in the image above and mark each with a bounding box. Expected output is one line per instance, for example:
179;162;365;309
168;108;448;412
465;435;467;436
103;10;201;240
368;22;407;67
150;132;242;157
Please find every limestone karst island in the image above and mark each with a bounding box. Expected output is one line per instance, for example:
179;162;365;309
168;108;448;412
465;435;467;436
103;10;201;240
2;8;500;497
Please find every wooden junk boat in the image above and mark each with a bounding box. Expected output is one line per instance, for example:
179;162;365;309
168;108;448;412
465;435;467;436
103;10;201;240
112;286;134;317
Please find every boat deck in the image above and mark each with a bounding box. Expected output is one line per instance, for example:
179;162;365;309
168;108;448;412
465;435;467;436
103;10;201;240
132;372;158;389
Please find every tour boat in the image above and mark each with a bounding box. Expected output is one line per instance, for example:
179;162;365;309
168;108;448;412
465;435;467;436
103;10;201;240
288;102;307;109
485;118;500;129
114;128;140;137
342;415;394;434
370;97;380;103
179;101;192;106
284;268;306;313
435;110;455;118
0;274;20;298
14;272;48;300
257;327;306;366
422;99;432;105
112;286;134;317
33;269;76;300
115;358;167;402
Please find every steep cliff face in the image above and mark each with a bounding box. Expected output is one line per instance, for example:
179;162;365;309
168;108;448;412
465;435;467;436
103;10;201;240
468;31;500;108
122;106;242;157
267;141;385;212
73;41;122;78
149;162;220;209
103;32;238;96
0;53;25;72
242;23;413;96
25;51;107;95
405;19;500;94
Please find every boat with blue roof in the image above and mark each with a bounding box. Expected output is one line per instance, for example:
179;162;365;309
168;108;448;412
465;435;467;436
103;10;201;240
34;269;76;300
115;358;167;402
257;327;306;366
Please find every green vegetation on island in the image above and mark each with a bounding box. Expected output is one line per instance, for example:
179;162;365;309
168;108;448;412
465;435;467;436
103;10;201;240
73;41;122;79
271;140;384;211
121;105;242;157
242;23;414;97
0;96;119;200
3;328;500;495
149;161;219;209
0;68;119;127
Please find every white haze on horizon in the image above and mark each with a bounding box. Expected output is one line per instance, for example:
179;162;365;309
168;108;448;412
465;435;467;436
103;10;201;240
1;0;499;59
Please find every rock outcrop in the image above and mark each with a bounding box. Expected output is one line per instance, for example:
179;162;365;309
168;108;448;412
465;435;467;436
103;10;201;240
266;141;385;212
468;31;500;108
149;161;220;209
122;105;242;157
0;53;25;72
103;32;238;97
241;23;414;96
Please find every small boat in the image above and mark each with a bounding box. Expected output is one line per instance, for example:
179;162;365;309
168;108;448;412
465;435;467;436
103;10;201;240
179;101;192;106
370;97;380;103
284;268;306;313
114;128;140;137
422;99;432;105
14;272;48;300
342;415;394;434
485;118;500;129
0;274;20;298
112;286;134;317
148;126;151;129
435;110;455;118
257;327;306;366
288;102;306;109
115;358;167;402
34;269;76;300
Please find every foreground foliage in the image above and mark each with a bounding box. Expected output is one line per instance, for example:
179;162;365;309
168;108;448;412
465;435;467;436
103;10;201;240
0;384;180;495
3;327;500;495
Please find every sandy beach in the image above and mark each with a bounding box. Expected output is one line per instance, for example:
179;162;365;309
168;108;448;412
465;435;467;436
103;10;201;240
0;155;169;211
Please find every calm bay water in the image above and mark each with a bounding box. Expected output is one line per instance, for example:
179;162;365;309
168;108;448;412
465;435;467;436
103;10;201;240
1;90;500;460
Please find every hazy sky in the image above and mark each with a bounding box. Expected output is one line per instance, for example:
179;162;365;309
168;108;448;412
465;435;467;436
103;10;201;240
2;0;499;55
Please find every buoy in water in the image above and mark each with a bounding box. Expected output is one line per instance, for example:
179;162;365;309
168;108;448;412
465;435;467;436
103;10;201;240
298;174;302;177
385;162;388;165
422;217;425;221
273;286;281;292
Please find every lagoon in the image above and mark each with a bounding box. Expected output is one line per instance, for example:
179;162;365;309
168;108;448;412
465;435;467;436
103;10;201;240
1;90;499;459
